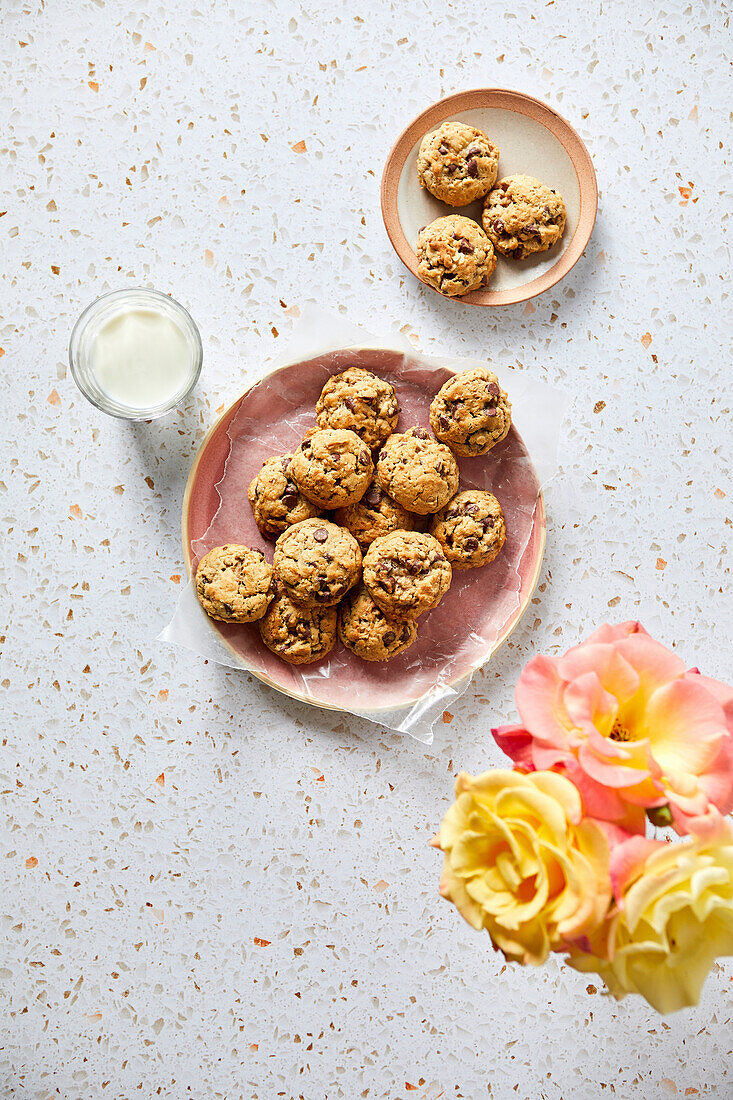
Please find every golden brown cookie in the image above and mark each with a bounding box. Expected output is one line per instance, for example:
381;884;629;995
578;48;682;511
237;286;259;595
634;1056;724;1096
333;481;415;550
417;120;500;206
337;586;417;662
273;518;362;608
248;453;321;539
429;491;506;570
287;428;373;509
416;215;496;297
482;174;566;259
195;544;273;623
429;368;511;457
376;427;459;515
258;580;337;665
363;531;452;620
315;368;399;450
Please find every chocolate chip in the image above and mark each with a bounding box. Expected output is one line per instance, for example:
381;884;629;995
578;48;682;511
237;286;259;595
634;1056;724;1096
466;158;478;178
300;440;311;452
493;219;505;234
543;206;551;216
465;503;479;516
483;516;495;530
358;450;370;467
464;537;479;551
458;239;473;254
528;224;542;238
313;528;328;543
409;561;422;575
380;577;395;594
365;487;381;507
281;489;299;507
500;181;509;191
466;146;482;157
344;396;356;412
383;631;396;644
489;407;502;419
486;382;500;397
281;456;291;473
446;164;458;174
439;416;450;431
438;142;448;154
412;427;429;439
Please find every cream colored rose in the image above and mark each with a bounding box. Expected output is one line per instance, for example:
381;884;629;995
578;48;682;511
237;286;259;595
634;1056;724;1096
432;769;611;965
568;816;733;1013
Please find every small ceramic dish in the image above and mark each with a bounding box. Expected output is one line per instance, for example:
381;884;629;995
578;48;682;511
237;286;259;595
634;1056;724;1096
181;348;546;718
381;88;597;306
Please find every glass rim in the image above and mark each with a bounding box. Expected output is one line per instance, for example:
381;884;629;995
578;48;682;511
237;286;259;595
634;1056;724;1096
68;287;203;421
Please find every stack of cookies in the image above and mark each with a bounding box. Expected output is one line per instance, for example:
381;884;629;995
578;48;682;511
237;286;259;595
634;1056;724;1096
415;120;567;297
194;365;511;666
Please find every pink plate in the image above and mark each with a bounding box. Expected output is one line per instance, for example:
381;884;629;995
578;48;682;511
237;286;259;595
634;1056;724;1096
182;348;546;715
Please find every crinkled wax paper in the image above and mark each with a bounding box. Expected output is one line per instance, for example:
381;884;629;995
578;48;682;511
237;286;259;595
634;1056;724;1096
159;308;566;743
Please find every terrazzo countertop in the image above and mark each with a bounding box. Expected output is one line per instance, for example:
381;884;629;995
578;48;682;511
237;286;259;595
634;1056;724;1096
2;1;731;1096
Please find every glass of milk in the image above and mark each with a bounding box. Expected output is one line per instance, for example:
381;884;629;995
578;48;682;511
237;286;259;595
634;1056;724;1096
69;288;203;419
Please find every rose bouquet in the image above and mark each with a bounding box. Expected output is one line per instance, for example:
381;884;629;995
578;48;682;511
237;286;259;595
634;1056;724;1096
432;622;733;1013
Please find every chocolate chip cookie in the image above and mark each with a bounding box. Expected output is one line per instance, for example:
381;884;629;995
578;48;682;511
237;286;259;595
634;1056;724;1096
376;427;459;515
195;544;273;623
315;368;399;450
273;518;362;608
248;453;321;539
258;580;338;665
332;481;415;550
482;174;566;259
337;585;418;662
416;215;497;297
429;491;506;570
363;531;452;620
429;368;511;457
417;120;500;206
287;428;373;509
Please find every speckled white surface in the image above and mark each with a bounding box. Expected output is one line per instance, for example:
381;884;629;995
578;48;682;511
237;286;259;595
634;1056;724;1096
2;1;731;1097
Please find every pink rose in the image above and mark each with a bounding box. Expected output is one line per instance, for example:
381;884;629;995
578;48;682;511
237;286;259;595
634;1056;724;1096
493;622;733;835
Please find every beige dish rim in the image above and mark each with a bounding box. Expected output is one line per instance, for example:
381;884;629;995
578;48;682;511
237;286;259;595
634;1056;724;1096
181;353;547;717
380;86;598;307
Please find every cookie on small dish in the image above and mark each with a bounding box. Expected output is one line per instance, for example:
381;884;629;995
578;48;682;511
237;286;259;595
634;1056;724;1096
417;215;496;297
417;121;500;206
482;174;566;259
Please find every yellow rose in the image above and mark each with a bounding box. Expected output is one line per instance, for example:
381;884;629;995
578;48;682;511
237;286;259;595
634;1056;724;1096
432;769;611;965
568;816;733;1013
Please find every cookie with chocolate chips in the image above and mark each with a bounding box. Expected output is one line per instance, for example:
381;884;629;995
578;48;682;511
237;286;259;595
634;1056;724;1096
333;480;415;550
429;368;511;457
416;215;496;297
417;120;500;206
429;490;506;570
337;585;418;662
376;427;459;515
363;530;452;620
258;579;338;665
195;544;273;623
273;518;362;608
248;453;322;539
287;428;374;509
316;367;399;450
482;174;566;259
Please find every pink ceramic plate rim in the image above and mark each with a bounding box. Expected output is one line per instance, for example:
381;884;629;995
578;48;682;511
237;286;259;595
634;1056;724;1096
181;350;546;715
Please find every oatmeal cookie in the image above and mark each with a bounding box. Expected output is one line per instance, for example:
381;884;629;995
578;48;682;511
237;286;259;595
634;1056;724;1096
429;368;511;457
337;585;418;662
248;453;321;539
417;120;500;206
316;368;399;450
287;428;373;509
417;215;496;297
333;481;415;550
273;518;362;608
258;580;337;665
195;544;273;623
482;174;566;259
363;531;452;620
429;491;506;570
376;427;459;515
